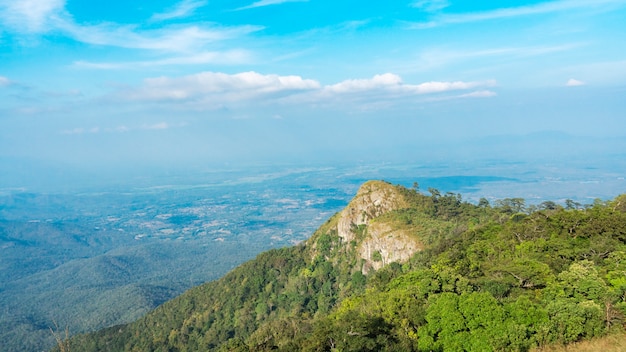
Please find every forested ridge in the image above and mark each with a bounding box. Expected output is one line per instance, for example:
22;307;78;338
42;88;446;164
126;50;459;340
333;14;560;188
64;181;626;351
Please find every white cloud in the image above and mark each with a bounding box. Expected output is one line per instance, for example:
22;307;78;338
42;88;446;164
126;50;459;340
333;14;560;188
150;0;207;21
411;0;626;28
125;71;321;102
0;0;64;33
409;80;496;94
326;73;403;93
566;78;585;86
299;75;498;111
235;0;308;11
118;71;497;112
326;73;496;95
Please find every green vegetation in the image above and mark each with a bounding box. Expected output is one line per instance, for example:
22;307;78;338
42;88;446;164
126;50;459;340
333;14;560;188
65;185;626;351
1;176;353;352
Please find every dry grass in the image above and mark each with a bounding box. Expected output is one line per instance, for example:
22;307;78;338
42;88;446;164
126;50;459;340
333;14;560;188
49;321;71;352
532;333;626;352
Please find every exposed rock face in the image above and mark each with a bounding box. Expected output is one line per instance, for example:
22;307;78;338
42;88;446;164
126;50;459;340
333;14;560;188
332;180;422;273
359;222;421;273
336;181;407;243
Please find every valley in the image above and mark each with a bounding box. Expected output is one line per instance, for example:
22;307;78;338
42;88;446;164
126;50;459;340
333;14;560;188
0;160;624;351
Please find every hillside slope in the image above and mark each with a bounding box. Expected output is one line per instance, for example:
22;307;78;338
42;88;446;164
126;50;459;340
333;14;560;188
0;223;267;352
67;183;626;351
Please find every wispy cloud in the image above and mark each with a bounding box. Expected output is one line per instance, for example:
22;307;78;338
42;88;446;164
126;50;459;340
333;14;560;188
0;0;261;54
411;43;583;72
62;122;184;135
61;127;100;135
411;0;450;13
0;0;64;33
142;122;171;130
73;50;253;69
150;0;207;21
55;21;262;52
410;0;626;28
235;0;308;11
459;90;497;98
420;89;498;103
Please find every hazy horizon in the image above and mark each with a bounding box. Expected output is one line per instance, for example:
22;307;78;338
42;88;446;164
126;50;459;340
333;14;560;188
1;0;625;190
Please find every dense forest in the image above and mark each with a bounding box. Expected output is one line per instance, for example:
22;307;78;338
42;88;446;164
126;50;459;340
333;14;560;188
64;181;626;351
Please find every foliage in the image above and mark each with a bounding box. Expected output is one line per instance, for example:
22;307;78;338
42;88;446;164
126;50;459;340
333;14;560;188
66;185;626;352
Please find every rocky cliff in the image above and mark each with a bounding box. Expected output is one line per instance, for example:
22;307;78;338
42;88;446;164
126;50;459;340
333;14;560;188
310;180;423;273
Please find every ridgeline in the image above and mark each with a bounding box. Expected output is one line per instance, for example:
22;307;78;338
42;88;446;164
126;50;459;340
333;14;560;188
64;181;626;351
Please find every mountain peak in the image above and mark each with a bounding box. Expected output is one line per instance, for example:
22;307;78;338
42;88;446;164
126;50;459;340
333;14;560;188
337;180;409;243
309;180;422;273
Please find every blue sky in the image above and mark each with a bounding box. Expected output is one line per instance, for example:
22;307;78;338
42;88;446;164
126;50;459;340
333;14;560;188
1;0;626;180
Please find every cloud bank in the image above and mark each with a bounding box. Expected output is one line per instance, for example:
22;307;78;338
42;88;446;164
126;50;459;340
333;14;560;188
119;71;496;111
125;71;321;103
